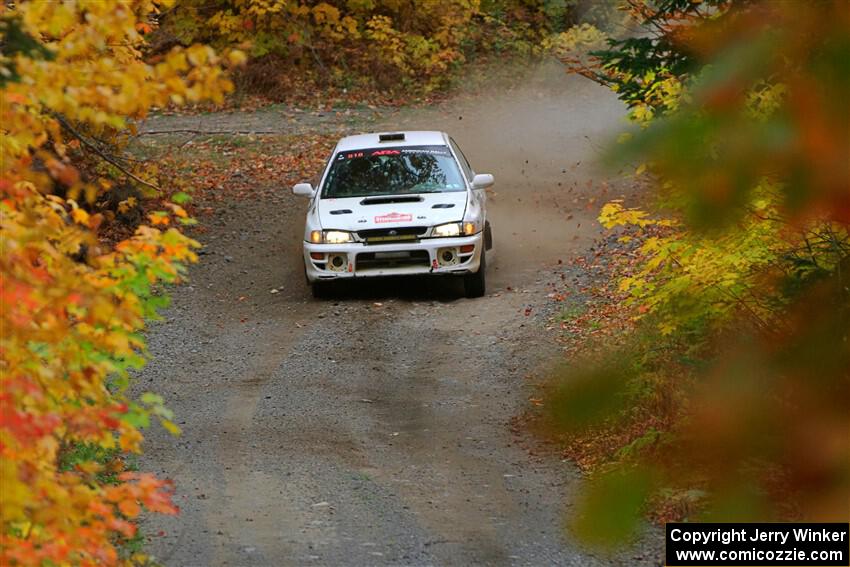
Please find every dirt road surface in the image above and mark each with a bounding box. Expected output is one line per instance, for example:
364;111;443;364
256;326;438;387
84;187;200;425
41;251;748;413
137;61;660;566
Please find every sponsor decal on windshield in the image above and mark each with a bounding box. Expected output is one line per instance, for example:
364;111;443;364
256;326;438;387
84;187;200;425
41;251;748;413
401;148;451;156
375;212;413;224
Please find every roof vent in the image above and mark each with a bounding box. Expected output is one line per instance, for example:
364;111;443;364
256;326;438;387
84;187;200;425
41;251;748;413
378;132;405;142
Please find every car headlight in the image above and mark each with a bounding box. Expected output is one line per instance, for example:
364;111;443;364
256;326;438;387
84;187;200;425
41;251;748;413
310;230;354;244
323;230;354;244
432;222;461;237
462;221;479;235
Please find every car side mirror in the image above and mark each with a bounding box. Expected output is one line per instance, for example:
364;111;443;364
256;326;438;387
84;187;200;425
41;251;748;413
292;182;316;198
472;173;494;190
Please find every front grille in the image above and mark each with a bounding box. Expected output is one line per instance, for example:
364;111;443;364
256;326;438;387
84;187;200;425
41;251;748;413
357;226;428;243
356;250;430;271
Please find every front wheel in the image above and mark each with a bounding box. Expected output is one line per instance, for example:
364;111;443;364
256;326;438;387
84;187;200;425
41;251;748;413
463;250;486;298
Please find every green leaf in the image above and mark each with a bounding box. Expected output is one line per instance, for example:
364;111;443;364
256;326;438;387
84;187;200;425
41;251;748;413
121;407;150;429
171;191;191;204
571;467;654;548
140;392;164;406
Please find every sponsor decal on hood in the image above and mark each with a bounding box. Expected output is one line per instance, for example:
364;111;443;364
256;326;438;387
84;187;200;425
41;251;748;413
375;212;413;224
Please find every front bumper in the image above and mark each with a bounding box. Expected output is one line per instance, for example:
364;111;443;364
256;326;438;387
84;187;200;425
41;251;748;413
303;233;484;282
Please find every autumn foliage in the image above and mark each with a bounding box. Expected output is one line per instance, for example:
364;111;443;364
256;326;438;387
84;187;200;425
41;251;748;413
1;1;236;564
544;0;849;544
158;0;571;95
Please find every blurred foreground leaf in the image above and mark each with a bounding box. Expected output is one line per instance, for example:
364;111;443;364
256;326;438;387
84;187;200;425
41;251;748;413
572;467;654;548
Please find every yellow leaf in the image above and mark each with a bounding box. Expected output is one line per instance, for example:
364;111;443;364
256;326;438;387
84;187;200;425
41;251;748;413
161;419;182;436
659;321;677;335
71;208;90;225
228;49;247;66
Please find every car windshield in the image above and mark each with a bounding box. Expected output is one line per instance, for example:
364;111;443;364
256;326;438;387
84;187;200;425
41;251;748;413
321;145;465;198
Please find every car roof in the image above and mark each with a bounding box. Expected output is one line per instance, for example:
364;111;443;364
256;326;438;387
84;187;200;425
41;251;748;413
335;131;448;152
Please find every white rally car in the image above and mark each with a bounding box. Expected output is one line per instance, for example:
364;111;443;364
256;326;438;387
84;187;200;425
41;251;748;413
292;131;493;298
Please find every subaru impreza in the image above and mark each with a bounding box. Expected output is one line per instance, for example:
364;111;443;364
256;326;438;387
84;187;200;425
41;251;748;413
292;131;494;298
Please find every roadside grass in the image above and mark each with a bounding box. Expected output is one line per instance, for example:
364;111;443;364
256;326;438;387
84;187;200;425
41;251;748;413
553;304;588;324
352;472;372;482
58;442;129;485
206;134;252;148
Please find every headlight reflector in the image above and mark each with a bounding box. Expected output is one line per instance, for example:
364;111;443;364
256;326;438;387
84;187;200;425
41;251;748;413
463;221;478;235
432;222;461;237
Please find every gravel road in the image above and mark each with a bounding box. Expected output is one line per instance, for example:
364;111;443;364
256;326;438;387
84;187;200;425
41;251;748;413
136;61;661;566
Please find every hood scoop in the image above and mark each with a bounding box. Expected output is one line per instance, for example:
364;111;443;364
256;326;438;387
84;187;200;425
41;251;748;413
360;195;423;206
329;209;352;215
432;203;455;209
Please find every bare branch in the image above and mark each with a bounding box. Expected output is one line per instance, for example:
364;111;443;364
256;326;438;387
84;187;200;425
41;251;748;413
52;113;163;192
137;128;277;135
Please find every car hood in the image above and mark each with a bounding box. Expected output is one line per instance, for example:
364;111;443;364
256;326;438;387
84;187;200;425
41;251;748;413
317;192;468;232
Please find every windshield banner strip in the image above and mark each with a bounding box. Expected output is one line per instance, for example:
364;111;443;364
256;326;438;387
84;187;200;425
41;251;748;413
337;145;453;161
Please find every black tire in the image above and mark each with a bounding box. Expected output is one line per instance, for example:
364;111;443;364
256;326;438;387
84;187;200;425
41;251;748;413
463;250;486;298
311;280;334;299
